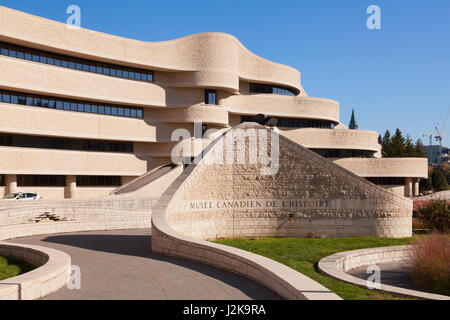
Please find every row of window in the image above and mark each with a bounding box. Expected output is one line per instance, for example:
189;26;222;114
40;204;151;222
366;177;405;186
12;175;122;187
249;83;296;96
0;89;144;119
311;149;375;158
240;116;334;129
0;42;154;83
0;133;133;153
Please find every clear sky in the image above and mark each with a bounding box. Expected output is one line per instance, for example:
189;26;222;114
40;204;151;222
1;0;449;145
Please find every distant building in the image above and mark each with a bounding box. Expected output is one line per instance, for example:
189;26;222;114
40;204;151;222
349;109;358;130
424;145;449;166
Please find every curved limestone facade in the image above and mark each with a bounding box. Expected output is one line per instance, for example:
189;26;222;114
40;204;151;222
0;6;427;201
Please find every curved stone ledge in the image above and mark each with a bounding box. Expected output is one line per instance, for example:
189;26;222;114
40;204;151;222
0;7;301;94
279;128;380;153
0;242;71;300
334;158;429;179
318;245;450;300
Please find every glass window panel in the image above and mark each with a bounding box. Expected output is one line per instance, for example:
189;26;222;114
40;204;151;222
33;54;39;62
103;67;109;75
137;109;143;118
39;55;46;64
42;99;49;107
105;106;111;114
26;96;33;106
62;60;69;68
123;70;129;78
9;50;17;58
69;61;76;69
116;70;123;77
17;51;25;59
124;108;131;117
111;107;117;115
1;48;8;56
96;66;103;74
118;107;124;116
54;58;61;66
71;102;77;111
135;72;141;80
85;104;91;113
76;63;82;70
78;103;84;112
2;93;10;103
47;57;54;65
89;65;96;73
98;105;105;114
129;72;135;79
56;101;63;109
11;95;18;104
141;74;147;81
63;101;70;110
91;105;98;113
17;96;25;105
25;53;32;61
130;109;137;117
49;100;56;108
110;69;116;76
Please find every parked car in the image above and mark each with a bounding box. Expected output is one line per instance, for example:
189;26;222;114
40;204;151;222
3;192;41;200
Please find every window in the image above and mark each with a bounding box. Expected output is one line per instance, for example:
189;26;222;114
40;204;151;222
76;176;121;187
0;133;133;153
0;89;144;119
249;83;296;96
205;90;217;105
0;174;4;186
17;175;65;187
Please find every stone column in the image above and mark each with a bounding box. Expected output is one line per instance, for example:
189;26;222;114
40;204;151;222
65;175;77;199
5;174;18;195
404;177;413;198
413;178;420;197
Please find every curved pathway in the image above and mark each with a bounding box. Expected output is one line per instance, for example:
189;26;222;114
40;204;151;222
7;229;280;300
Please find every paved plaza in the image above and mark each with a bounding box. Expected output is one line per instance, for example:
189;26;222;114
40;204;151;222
8;229;280;300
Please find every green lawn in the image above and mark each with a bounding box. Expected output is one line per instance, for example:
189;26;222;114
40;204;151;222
214;237;413;300
0;256;34;281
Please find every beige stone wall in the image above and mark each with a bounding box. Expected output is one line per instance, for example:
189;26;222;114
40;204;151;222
157;124;413;245
278;128;380;152
0;147;147;176
334;158;429;178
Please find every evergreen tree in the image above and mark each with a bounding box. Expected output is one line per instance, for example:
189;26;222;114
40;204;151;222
405;135;416;157
381;130;392;157
431;169;449;191
390;128;406;157
414;139;428;158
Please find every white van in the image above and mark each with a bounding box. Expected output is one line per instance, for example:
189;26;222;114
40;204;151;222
3;192;41;200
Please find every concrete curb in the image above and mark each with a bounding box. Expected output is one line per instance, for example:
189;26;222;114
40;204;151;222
318;245;450;300
0;242;71;300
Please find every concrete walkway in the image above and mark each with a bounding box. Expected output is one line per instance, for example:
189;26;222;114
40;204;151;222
8;229;280;300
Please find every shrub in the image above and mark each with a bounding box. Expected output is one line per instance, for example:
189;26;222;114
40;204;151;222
417;200;450;233
410;234;450;296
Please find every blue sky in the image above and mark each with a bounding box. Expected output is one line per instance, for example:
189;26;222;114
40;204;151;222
1;0;449;145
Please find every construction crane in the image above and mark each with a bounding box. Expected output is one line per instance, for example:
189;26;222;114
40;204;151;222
435;108;450;165
423;133;434;147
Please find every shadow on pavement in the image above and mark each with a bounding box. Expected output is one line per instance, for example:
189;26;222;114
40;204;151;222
41;232;281;300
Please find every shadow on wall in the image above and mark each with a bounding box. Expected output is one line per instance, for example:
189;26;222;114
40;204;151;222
40;232;281;300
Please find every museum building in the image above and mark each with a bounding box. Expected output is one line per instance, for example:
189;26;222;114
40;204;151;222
0;6;427;200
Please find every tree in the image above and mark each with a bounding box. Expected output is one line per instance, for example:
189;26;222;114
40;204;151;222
431;169;449;191
440;163;450;185
415;139;428;158
389;128;406;157
381;130;392;157
405;135;416;157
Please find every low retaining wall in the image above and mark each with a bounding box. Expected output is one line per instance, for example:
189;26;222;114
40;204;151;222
318;245;450;300
0;198;157;240
0;242;71;300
